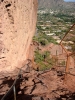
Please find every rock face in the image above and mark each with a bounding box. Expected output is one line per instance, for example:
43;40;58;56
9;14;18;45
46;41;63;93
0;0;38;73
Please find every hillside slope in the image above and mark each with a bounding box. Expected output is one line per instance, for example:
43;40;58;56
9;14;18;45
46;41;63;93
38;0;75;10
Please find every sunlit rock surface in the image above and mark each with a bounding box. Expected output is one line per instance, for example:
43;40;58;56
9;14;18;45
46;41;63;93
0;0;38;73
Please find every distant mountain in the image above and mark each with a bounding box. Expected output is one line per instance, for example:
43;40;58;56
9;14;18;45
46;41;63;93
38;0;75;10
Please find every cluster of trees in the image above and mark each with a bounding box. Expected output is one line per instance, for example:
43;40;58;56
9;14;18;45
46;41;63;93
54;13;75;23
33;33;57;46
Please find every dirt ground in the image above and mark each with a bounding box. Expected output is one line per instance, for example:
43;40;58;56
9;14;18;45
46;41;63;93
0;43;75;100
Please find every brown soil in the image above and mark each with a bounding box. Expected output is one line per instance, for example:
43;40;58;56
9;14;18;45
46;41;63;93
0;42;75;100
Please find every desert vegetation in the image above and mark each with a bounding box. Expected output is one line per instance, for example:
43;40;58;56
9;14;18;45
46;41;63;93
34;50;55;71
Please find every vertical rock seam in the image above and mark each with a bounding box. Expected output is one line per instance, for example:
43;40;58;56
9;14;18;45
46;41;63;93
0;0;38;73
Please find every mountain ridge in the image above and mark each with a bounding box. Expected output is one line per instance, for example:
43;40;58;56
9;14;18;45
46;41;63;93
38;0;75;10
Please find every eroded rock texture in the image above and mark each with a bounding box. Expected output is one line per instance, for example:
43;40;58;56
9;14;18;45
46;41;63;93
0;0;38;73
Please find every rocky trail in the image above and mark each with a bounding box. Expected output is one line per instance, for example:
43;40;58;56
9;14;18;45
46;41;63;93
0;39;75;100
0;59;75;100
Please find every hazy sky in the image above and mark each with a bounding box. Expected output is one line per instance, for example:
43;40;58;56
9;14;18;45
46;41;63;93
64;0;75;2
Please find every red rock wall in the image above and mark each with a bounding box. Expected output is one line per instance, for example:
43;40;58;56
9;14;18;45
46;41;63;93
0;0;38;73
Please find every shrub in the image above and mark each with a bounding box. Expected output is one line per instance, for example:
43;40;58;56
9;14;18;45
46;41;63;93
37;62;52;71
33;33;57;45
39;38;48;46
34;50;44;63
42;51;50;59
34;50;50;63
34;50;54;71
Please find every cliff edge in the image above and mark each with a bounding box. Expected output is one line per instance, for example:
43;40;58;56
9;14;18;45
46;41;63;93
0;0;38;73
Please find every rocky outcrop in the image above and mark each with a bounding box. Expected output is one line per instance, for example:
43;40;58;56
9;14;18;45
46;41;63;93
1;63;75;100
0;0;38;73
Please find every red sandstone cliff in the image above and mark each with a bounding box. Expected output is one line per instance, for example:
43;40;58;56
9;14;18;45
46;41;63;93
0;0;38;73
